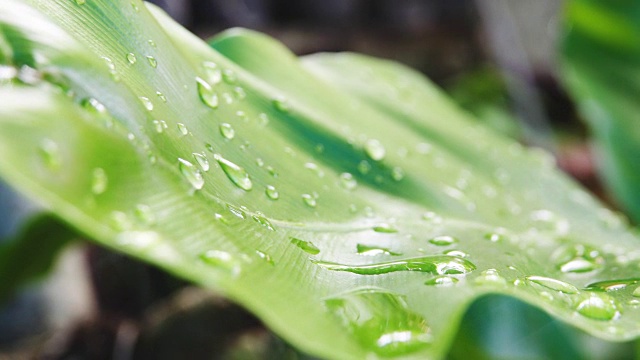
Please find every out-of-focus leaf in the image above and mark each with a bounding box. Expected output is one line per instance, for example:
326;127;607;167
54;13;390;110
561;0;640;221
0;1;639;359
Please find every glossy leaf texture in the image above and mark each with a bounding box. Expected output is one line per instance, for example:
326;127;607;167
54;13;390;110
561;0;640;221
0;1;639;359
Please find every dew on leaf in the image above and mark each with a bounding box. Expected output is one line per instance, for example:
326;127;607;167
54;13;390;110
90;167;108;195
257;113;269;126
177;123;189;135
315;255;476;276
422;212;442;224
373;224;398;233
324;288;432;357
272;97;290;113
553;244;604;273
134;204;155;225
356;244;401;256
290;237;320;255
199;250;240;276
178;158;204;190
634;287;640;297
424;276;458;287
233;87;246;100
146;56;157;68
139;96;153;111
38;138;61;170
444;250;469;258
214;154;252;191
126;52;137;64
109;211;132;231
152;120;167;133
364;139;386;161
575;293;619;321
339;172;357;190
484;232;506;243
526;276;578;294
74;0;86;5
302;194;317;208
148;39;156;47
391;167;405;181
265;185;279;200
227;204;246;219
196;77;219;109
357;160;371;174
474;269;507;286
585;279;640;292
252;212;275;231
256;250;274;265
222;68;238;84
192;152;209;172
156;91;166;102
81;97;107;114
429;236;457;246
202;61;222;84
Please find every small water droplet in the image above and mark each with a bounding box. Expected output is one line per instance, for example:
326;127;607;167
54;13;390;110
252;212;275;231
74;0;86;5
324;288;432;357
193;152;209;172
222;69;237;84
257;113;269;126
38;139;61;170
256;250;274;265
196;77;219;109
134;204;155;225
126;52;137;64
357;160;371;174
176;122;189;136
553;244;604;273
272;97;290;113
200;250;240;276
266;166;278;177
146;56;157;68
424;276;458;287
526;276;578;294
357;244;401;256
130;0;139;11
218;123;235;139
444;250;468;258
391;167;405;181
474;269;507;286
222;92;234;105
139;96;153;111
233;87;246;100
315;255;476;276
364;139;386;161
304;162;324;178
339;172;357;190
81;97;107;114
153;120;167;133
302;194;317;208
429;236;457;246
265;185;279;200
422;212;442;224
91;167;108;195
634;287;640;297
290;237;320;255
178;158;204;190
214;154;252;191
148;39;156;47
373;224;398;233
227;204;246;219
484;232;506;243
576;293;619;321
156;91;166;102
202;61;222;84
109;211;132;231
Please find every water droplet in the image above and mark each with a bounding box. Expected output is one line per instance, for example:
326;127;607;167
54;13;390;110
357;244;400;256
444;250;468;258
126;52;137;64
153;120;167;133
575;293;619;321
484;232;506;243
222;92;234;105
134;204;155;225
177;123;189;135
315;255;475;276
91;167;108;195
178;158;204;190
200;250;240;276
634;287;640;297
324;288;432;356
38;139;61;170
266;166;278;177
257;113;269;126
156;91;166;102
391;167;405;181
130;1;139;11
252;212;275;231
233;87;246;100
429;236;457;246
256;250;274;265
628;299;640;307
357;160;371;174
272;97;290;113
192;152;209;172
139;96;153;111
474;269;507;286
339;172;357;190
290;237;320;255
530;209;569;235
304;162;324;178
526;276;578;294
585;279;640;292
227;204;246;219
202;61;222;84
217;123;235;139
265;185;279;200
196;77;219;109
222;69;237;84
553;244;604;273
148;39;156;47
214;154;252;191
424;276;458;287
81;97;107;114
422;212;442;224
373;224;398;233
364;139;386;161
109;211;132;231
302;194;317;208
74;0;86;5
146;56;157;68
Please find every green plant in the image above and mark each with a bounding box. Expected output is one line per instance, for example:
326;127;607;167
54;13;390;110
0;0;638;359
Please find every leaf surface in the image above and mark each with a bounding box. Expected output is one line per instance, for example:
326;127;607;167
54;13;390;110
0;1;639;359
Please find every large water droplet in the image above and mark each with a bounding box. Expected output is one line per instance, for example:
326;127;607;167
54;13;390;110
178;158;204;190
193;152;209;172
324;288;432;357
429;236;457;246
196;77;219;109
585;279;640;292
265;185;279;200
315;255;475;276
302;194;317;208
526;276;578;294
357;244;400;256
214;154;252;191
339;172;358;190
219;123;235;139
91;167;108;195
575;293;619;321
290;237;320;255
364;139;386;161
200;250;240;276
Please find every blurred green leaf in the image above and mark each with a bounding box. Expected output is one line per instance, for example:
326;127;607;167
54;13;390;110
562;0;640;221
0;1;639;359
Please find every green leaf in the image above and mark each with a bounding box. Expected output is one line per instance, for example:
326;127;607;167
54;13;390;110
0;214;77;302
561;0;640;221
0;1;639;359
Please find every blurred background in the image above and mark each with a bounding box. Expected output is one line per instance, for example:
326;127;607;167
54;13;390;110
1;0;633;359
